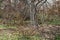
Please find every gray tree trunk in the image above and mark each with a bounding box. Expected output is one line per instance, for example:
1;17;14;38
28;0;38;27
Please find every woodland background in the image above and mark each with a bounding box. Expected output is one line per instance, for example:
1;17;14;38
0;0;60;40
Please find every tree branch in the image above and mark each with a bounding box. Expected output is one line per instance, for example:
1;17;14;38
36;0;43;6
36;0;47;6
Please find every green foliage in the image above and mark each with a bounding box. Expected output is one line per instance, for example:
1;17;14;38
55;34;60;40
0;0;3;6
18;35;32;40
48;19;60;25
0;32;41;40
16;34;41;40
0;32;18;40
0;25;17;29
0;25;41;40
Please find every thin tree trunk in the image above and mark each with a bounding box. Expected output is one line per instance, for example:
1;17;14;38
30;1;35;26
29;0;38;27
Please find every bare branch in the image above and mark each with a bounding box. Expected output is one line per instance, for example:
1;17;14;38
36;0;47;6
36;0;43;6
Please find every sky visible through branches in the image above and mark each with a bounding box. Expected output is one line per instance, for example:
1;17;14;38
47;0;53;3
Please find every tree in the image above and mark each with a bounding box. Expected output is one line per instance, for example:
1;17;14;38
0;0;48;26
15;0;48;26
27;0;47;27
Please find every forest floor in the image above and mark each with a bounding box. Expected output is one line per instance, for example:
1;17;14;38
0;24;60;40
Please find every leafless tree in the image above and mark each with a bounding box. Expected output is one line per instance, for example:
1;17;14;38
27;0;47;27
